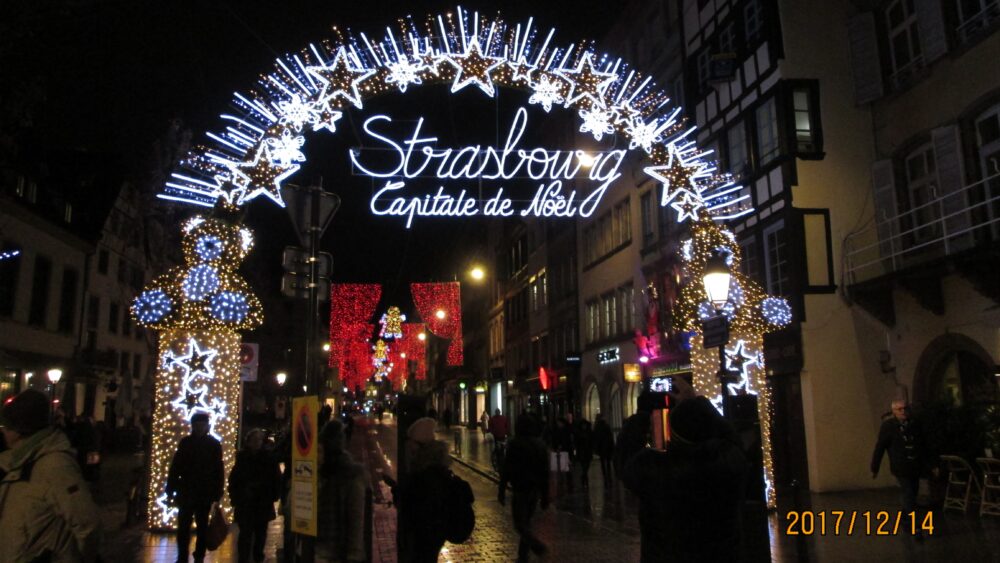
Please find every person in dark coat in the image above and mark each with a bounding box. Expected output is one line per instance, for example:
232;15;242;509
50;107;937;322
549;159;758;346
167;413;225;563
397;417;453;562
316;420;366;563
574;419;594;489
623;397;747;563
614;412;650;481
71;413;102;482
343;412;355;443
228;428;281;563
871;399;933;521
592;413;615;484
498;413;550;562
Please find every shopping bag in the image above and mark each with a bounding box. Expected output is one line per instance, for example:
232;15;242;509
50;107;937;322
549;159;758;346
205;502;230;551
549;451;570;472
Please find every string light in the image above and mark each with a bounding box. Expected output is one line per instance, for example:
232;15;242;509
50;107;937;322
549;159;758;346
760;297;793;327
379;306;406;339
132;216;262;529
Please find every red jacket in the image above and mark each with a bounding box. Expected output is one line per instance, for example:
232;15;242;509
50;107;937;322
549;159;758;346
488;415;509;440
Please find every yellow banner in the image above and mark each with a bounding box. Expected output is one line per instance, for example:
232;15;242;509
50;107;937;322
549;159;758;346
290;396;319;536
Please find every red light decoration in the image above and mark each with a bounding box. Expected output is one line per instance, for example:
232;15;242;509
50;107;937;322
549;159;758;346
401;322;427;381
329;284;382;389
410;282;463;365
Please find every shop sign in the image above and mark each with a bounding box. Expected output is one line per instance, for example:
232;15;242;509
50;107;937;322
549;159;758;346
597;347;620;364
623;363;642;382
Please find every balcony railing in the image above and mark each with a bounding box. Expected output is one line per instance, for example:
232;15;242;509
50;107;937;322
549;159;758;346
957;1;1000;45
845;171;1000;284
888;54;925;91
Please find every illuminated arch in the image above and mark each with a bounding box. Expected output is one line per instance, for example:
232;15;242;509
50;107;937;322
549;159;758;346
148;6;795;509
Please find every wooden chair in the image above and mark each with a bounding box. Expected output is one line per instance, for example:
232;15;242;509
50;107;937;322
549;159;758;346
976;457;1000;517
940;455;982;514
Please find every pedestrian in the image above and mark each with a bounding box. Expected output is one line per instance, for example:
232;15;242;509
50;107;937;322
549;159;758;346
489;408;510;459
228;428;281;563
0;389;101;563
71;412;102;482
343;412;355;443
623;395;748;563
166;412;225;563
498;413;550;562
871;398;934;536
397;417;454;562
480;410;490;439
593;413;615;484
552;417;575;493
318;404;333;431
316;419;366;563
614;412;650;480
575;419;594;489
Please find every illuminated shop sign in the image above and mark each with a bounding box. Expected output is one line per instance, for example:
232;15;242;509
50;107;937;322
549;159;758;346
597;347;620;364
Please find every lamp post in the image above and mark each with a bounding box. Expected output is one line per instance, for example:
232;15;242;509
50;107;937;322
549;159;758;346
47;368;63;414
702;251;737;413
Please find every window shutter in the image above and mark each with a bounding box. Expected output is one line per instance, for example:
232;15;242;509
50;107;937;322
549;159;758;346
915;0;949;63
848;13;884;105
932;124;972;251
871;159;899;263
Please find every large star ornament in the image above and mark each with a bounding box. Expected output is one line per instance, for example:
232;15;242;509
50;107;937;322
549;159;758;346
557;52;617;108
307;47;376;110
222;143;299;207
442;37;504;97
670;191;706;223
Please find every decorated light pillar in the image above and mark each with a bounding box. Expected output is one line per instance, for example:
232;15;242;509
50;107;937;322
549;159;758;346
131;215;262;529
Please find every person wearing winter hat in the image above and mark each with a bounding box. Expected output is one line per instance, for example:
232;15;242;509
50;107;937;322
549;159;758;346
623;395;748;563
0;389;102;562
315;420;366;563
397;416;455;562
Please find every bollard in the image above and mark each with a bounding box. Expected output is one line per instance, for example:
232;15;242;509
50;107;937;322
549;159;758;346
454;429;462;457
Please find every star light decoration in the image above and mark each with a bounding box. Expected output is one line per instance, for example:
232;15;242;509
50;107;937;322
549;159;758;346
441;37;504;96
307;47;376;110
221;142;299;207
165;338;226;440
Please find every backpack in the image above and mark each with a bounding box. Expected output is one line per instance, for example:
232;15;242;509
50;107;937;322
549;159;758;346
443;471;475;544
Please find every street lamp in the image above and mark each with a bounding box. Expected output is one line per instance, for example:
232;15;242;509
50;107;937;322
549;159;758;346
435;309;446;320
47;369;63;414
468;266;485;281
322;342;331;352
417;332;426;341
703;252;732;308
276;372;287;386
703;251;737;415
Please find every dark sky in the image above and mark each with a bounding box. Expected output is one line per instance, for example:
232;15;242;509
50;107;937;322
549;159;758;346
5;0;626;320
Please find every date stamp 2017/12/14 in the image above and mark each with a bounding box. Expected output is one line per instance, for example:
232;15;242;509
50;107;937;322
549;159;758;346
784;511;934;536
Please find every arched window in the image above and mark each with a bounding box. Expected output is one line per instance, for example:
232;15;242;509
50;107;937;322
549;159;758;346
931;350;998;405
903;143;940;244
624;382;641;418
609;383;623;433
585;383;601;422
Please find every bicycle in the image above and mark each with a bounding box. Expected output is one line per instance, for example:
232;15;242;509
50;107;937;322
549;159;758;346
490;437;507;474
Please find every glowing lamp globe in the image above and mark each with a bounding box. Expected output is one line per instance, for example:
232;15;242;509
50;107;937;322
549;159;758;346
703;253;732;309
469;266;485;281
276;372;287;386
435;309;446;320
47;369;63;385
417;332;426;341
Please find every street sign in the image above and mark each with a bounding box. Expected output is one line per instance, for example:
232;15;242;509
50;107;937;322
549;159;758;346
282;247;333;277
238;343;259;382
702;316;729;348
282;185;340;247
281;273;330;301
291;396;319;536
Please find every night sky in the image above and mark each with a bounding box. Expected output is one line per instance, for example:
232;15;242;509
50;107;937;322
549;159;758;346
4;0;624;337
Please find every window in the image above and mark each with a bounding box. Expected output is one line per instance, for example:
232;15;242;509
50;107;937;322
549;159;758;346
885;0;922;79
696;49;711;91
904;144;940;243
619;285;634;334
727;120;749;176
756;98;780;166
98;250;109;275
583;199;631;265
790;83;823;156
763;222;790;296
109;302;120;334
0;241;21;316
744;0;764;42
28;255;52;327
602;293;618;338
586;300;599;344
86;295;100;330
957;0;1000;44
718;23;736;53
641;191;656;246
57;268;78;333
739;237;760;282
